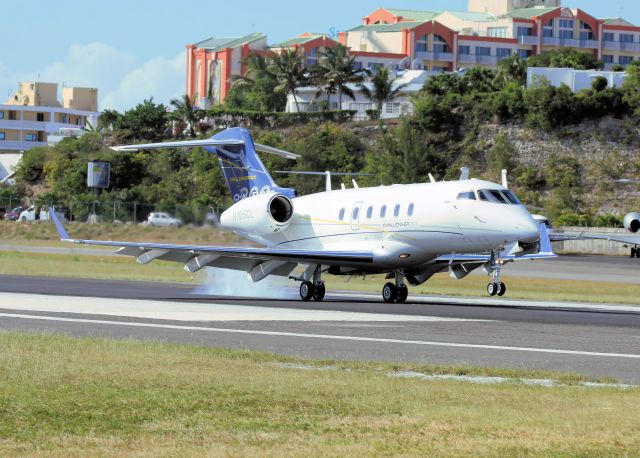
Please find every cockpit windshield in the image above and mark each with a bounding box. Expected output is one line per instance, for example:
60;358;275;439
464;189;522;205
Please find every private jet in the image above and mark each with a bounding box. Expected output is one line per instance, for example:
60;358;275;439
50;127;555;303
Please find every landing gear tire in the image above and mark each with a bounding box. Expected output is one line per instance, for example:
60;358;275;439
487;282;498;297
382;282;397;303
299;281;314;301
312;283;325;302
632;247;637;258
496;282;506;297
636;249;640;259
396;285;408;303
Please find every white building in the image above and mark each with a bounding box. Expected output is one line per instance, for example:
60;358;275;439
527;67;628;91
286;70;440;119
0;82;99;153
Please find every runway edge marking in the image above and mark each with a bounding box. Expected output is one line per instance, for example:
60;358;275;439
2;312;640;360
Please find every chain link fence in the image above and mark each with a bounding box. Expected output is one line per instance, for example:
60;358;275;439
1;196;226;226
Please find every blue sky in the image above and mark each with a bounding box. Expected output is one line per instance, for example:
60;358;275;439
0;0;636;111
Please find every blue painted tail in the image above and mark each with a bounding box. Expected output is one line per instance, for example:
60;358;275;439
207;128;296;202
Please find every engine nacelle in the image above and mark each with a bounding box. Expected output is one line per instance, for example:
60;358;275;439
220;193;294;235
624;212;640;233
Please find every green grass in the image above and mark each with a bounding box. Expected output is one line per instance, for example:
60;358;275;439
1;250;639;305
1;332;638;456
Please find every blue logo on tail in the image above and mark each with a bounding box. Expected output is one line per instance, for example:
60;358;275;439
206;128;295;202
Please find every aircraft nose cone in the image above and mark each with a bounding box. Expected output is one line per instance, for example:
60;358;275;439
516;216;540;244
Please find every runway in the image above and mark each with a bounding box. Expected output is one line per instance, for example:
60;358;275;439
1;275;639;383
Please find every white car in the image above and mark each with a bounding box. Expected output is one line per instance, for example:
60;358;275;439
19;206;49;222
146;212;182;228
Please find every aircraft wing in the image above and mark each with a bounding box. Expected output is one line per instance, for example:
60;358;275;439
549;230;640;246
49;209;372;280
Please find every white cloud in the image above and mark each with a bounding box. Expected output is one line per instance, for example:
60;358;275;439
100;52;185;111
0;42;185;112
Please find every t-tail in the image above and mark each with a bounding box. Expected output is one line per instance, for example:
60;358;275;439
208;128;296;202
111;127;298;202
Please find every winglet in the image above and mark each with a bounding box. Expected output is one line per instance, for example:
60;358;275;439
538;222;555;256
49;207;70;241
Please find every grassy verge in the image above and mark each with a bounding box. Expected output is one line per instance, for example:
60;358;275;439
1;250;640;305
1;332;638;456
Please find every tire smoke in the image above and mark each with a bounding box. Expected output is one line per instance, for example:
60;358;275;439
192;267;299;299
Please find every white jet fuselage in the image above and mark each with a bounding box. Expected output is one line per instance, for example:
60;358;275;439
221;179;539;271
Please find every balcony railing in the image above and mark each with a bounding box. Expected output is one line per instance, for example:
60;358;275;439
542;36;601;49
457;54;498;65
621;42;640;52
0;119;83;132
415;51;455;62
518;35;537;46
0;140;48;151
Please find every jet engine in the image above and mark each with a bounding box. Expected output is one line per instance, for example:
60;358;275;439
623;212;640;233
220;193;294;235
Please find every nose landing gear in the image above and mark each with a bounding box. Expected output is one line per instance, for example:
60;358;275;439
486;251;506;297
382;271;408;303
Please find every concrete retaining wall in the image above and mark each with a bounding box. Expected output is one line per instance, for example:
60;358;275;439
554;226;637;256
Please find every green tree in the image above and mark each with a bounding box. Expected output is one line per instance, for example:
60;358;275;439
227;53;286;111
114;98;168;142
494;54;527;87
359;66;408;127
170;94;203;138
527;48;603;70
312;45;364;109
623;61;640;116
98;109;120;131
269;49;308;112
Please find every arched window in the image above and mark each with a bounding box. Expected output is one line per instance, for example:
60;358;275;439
433;34;449;53
579;21;594;40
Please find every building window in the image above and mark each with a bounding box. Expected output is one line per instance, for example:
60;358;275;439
432;66;449;72
496;48;511;60
459;45;470;55
380;205;386;218
488;27;508;38
393;204;400;217
559;29;573;39
306;47;319;67
603;55;614;64
0;112;4;119
8;111;17;120
338;208;345;221
518;49;532;59
37;113;44;122
25;133;37;142
416;34;427;53
407;203;414;216
543;19;554;37
0;132;5;140
559;19;574;29
579;21;593;40
476;46;491;56
433;35;449;53
366;206;373;219
619;55;634;65
603;32;615;42
517;27;533;37
620;34;635;43
385;102;401;114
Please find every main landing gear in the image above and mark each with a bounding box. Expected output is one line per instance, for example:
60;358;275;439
382;271;408;303
296;265;325;302
631;246;640;259
486;251;507;297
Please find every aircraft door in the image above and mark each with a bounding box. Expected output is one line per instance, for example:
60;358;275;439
351;202;363;231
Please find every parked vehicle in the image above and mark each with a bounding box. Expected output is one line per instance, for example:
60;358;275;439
18;206;49;222
145;212;182;228
5;206;24;221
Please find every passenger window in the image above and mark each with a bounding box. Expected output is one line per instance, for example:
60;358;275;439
339;208;345;220
457;191;476;200
489;190;508;203
394;204;400;217
366;206;373;219
407;203;414;216
352;207;359;219
380;205;386;218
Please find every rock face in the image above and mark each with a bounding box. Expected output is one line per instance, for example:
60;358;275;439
475;117;640;215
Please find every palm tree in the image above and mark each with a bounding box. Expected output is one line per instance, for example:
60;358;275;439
494;54;527;87
229;53;273;89
268;48;308;112
359;66;408;125
312;45;364;110
170;94;202;138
